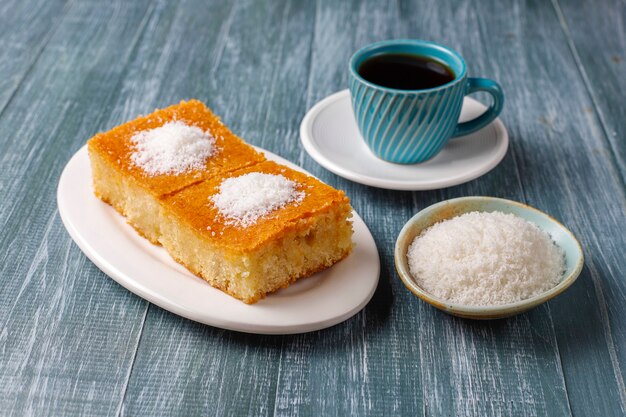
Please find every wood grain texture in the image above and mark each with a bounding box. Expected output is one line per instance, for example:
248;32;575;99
0;1;155;415
278;2;426;416
290;0;571;416
410;0;626;415
0;0;624;416
111;0;310;415
0;0;68;115
553;0;626;182
550;1;626;407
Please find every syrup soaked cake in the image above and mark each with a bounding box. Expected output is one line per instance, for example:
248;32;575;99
88;100;265;243
87;100;353;303
160;161;354;303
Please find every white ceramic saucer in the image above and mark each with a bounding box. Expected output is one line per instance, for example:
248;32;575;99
57;146;380;335
300;89;509;190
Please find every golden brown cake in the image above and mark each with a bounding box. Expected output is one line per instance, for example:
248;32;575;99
160;161;354;303
88;100;265;243
87;100;354;303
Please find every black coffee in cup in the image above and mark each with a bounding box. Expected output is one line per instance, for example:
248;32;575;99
358;53;455;90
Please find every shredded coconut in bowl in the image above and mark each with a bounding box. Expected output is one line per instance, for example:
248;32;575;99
210;173;305;227
407;211;565;306
130;121;216;175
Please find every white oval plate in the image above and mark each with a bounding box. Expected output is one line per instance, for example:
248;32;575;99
57;146;380;334
300;89;509;190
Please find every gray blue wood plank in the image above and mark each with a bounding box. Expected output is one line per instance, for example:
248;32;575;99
431;0;626;415
109;1;309;415
277;1;427;416
0;0;623;416
289;0;573;416
404;0;626;415
0;1;155;415
554;0;626;182
552;0;626;406
0;0;68;115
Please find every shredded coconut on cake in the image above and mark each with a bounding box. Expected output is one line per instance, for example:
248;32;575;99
407;211;565;306
130;121;216;175
210;173;305;227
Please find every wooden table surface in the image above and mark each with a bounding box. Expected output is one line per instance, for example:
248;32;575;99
1;0;624;415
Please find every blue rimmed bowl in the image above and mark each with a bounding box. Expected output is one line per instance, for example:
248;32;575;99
394;196;584;319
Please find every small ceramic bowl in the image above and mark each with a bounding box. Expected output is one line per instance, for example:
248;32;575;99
394;196;584;319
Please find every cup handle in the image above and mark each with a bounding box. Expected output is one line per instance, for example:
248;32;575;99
452;77;504;138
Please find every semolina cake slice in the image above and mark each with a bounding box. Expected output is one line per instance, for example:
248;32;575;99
87;100;265;243
160;160;354;303
87;100;354;304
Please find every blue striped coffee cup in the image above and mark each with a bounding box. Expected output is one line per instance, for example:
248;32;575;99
349;40;504;164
